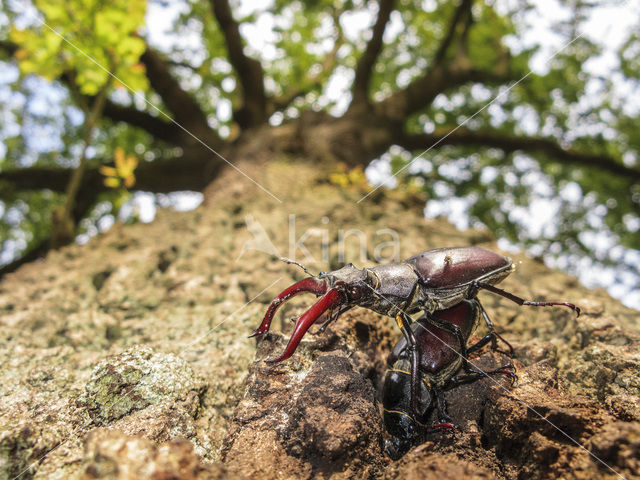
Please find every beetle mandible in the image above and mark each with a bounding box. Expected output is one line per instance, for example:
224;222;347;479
251;246;580;420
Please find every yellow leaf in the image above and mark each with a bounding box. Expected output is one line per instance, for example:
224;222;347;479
328;173;348;187
14;48;28;60
113;147;125;167
99;165;118;177
121;154;138;175
130;63;145;74
348;166;365;184
104;177;121;188
124;175;136;188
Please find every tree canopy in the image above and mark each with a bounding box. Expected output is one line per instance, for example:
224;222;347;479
0;0;639;307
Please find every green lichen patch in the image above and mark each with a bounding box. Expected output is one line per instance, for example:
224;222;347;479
79;346;201;425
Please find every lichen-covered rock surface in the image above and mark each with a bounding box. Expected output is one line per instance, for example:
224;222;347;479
0;157;638;479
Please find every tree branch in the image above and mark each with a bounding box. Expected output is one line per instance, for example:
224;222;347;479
102;100;183;143
374;0;512;122
397;128;640;181
350;0;395;111
4;35;223;153
0;154;221;280
140;47;222;147
433;0;473;65
58;69;185;145
210;0;267;128
2;45;189;149
0;155;221;199
61;46;222;149
271;20;344;113
0;40;18;58
377;62;513;122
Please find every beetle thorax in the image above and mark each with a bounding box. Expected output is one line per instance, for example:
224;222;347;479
363;264;420;316
322;264;368;286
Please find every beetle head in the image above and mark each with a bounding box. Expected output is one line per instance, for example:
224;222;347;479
384;422;415;460
320;264;377;305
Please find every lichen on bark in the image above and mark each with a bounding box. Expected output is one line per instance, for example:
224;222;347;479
0;157;638;479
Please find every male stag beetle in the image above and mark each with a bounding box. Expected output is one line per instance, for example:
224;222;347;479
251;246;580;422
382;299;516;458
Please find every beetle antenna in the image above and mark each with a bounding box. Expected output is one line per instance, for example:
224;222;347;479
279;257;317;277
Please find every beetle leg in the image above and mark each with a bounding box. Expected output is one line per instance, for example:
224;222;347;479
492;331;514;356
448;363;518;388
477;300;494;330
429;422;455;431
428;389;455;431
392;281;428;425
397;312;427;427
467;332;498;355
466;281;480;299
475;281;580;317
434;389;452;422
311;304;353;335
460;328;518;383
448;329;518;386
476;302;514;356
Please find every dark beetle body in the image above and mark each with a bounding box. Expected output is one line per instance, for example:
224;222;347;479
315;246;513;319
388;300;479;381
382;300;515;458
403;247;513;310
252;246;579;449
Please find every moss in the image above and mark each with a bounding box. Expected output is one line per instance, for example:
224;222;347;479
79;346;200;425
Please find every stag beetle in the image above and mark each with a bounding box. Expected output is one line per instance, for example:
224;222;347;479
383;299;516;458
251;246;579;421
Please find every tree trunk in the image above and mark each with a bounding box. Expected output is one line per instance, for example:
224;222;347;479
0;142;638;480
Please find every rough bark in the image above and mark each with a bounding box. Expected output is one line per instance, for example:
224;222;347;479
0;156;638;480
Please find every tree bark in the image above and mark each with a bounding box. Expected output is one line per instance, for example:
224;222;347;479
0;156;637;480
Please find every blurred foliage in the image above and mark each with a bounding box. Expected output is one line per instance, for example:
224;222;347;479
100;147;138;189
10;0;148;95
0;191;65;265
329;163;368;187
98;146;138;212
0;0;638;305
